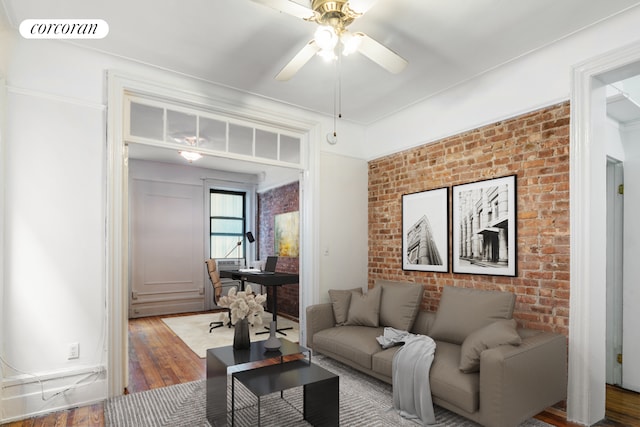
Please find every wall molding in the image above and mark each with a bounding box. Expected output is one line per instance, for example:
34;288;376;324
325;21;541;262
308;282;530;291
1;366;106;423
7;85;106;110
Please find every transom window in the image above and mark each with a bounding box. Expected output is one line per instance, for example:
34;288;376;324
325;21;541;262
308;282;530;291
125;96;302;167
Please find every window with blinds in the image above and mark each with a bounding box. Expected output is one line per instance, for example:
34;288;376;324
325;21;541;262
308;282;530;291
210;190;246;259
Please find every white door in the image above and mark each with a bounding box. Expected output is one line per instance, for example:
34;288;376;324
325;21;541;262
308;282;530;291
129;179;205;318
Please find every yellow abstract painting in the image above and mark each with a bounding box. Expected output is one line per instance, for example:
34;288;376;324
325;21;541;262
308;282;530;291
275;211;299;257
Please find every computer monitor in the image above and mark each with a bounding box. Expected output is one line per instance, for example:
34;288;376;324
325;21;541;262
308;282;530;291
264;256;278;272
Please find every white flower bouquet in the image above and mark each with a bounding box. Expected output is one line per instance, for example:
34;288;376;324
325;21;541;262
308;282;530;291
218;284;267;325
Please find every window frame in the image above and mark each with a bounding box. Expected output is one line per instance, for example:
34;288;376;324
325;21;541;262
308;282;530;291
209;189;247;260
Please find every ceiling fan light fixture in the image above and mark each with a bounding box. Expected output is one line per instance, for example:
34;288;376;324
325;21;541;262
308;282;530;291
314;25;338;51
317;48;337;62
259;0;407;79
178;150;202;162
341;31;361;56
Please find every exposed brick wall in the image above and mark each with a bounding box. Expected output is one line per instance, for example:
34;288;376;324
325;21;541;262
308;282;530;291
257;181;299;319
368;102;570;336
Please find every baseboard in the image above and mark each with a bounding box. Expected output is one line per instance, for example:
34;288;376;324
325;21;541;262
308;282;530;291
129;300;205;318
1;364;107;423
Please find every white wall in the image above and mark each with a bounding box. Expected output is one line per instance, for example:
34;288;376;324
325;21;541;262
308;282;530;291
318;152;369;301
605;118;625;388
365;6;640;161
2;64;107;420
606;118;627;161
0;25;7;415
622;122;640;392
0;26;369;422
128;158;262;313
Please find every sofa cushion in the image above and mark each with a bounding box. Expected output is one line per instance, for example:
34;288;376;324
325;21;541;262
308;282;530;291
375;280;423;331
345;286;382;327
314;326;384;370
430;341;480;414
372;346;402;379
430;286;516;345
459;319;522;373
328;288;363;325
410;310;436;336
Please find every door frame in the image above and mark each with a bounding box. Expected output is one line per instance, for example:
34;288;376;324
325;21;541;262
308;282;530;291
105;70;321;396
569;40;640;424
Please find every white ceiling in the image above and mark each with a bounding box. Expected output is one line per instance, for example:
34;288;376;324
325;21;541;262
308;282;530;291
4;0;640;126
3;0;640;179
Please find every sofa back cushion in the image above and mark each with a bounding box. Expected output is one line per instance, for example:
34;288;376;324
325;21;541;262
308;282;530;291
345;286;382;327
429;286;516;344
375;280;423;331
410;310;436;336
329;288;363;325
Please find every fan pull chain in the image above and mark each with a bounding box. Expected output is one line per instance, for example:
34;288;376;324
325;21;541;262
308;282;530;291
333;54;343;140
338;52;343;121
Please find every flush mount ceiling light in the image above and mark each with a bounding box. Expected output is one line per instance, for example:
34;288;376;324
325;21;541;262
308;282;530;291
251;0;407;81
178;150;203;162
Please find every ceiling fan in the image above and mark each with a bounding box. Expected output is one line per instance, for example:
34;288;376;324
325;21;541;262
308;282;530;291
251;0;408;81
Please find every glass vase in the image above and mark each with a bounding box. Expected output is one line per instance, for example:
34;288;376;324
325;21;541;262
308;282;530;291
233;318;250;350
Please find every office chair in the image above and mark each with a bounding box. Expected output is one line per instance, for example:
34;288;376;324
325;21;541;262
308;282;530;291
205;259;238;332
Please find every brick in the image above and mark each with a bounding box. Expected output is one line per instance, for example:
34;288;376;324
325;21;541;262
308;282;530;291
257;182;299;319
368;102;570;336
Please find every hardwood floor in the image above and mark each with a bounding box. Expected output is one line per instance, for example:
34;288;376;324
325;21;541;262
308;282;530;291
126;313;205;393
2;312;638;426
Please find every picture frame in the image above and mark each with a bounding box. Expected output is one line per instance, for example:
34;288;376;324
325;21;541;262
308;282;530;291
452;175;517;276
274;211;299;257
402;187;449;272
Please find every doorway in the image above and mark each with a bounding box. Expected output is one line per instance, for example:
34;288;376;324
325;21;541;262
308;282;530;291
569;42;640;425
604;74;640;397
106;71;320;397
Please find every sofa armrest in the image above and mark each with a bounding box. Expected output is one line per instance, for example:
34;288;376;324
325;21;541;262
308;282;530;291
305;303;335;349
478;330;567;427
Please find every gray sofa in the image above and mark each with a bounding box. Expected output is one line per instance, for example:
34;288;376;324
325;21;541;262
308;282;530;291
306;281;567;427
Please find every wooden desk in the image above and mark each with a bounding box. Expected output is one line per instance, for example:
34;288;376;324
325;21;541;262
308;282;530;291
219;270;299;289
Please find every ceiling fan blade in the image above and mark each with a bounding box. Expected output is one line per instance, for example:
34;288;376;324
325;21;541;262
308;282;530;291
251;0;315;20
347;0;379;15
275;40;321;81
355;32;407;74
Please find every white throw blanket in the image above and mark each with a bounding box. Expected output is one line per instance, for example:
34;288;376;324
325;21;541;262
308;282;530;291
376;326;413;348
384;329;436;425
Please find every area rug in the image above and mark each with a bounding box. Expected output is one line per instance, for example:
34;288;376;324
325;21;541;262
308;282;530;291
105;354;553;427
161;312;300;358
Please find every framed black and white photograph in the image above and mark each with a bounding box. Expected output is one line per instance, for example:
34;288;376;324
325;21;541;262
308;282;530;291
402;187;449;272
452;175;517;276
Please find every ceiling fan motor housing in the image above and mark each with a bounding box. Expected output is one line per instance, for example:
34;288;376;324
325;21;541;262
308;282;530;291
311;0;357;30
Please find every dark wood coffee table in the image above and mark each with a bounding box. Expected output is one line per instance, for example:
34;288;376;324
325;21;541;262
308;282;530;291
232;359;339;426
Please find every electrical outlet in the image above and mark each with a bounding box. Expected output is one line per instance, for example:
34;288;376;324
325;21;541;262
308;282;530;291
68;342;79;360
